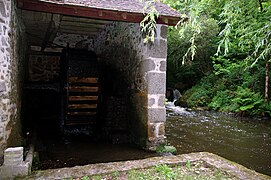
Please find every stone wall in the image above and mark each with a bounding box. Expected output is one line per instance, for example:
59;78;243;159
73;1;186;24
94;22;168;150
53;32;94;50
0;0;26;159
27;55;60;82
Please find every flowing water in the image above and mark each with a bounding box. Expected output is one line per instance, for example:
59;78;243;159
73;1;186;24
166;107;271;176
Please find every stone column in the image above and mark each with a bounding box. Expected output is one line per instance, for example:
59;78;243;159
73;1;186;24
0;0;12;157
145;24;168;150
0;0;25;157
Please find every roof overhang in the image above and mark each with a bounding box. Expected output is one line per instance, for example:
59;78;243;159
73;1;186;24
17;0;180;26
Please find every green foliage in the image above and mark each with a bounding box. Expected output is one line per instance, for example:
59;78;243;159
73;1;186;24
81;176;90;180
155;164;176;179
165;0;271;117
156;145;177;155
140;0;160;43
232;87;263;114
186;160;191;170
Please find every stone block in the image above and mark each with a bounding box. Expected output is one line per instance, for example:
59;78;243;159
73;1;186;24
148;123;156;140
148;108;166;123
0;115;7;122
158;95;165;107
0;81;6;92
147;39;167;58
160;25;168;39
147;72;166;94
0;1;7;17
158;123;165;136
1;36;7;46
0;163;30;179
4;147;23;166
159;60;166;72
140;58;156;74
148;98;155;107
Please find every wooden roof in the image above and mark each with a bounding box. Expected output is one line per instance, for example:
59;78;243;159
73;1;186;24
17;0;181;25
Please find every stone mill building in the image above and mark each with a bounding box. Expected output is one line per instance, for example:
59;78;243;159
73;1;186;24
0;0;180;161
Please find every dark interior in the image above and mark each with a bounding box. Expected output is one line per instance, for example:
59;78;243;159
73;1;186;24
22;48;150;169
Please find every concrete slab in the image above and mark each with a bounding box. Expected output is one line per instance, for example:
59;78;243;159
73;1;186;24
23;152;270;180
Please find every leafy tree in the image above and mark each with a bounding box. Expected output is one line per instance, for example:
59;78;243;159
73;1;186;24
163;0;271;116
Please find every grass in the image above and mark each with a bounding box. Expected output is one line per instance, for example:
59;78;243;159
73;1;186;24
72;160;235;180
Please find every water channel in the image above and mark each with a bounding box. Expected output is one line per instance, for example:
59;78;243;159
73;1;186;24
166;107;271;176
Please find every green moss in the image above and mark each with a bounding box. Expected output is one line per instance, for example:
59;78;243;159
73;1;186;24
156;145;177;155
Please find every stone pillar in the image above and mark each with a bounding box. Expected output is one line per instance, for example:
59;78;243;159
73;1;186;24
146;24;168;150
0;0;25;158
0;0;12;157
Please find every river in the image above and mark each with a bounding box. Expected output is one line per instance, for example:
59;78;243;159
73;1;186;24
166;109;271;176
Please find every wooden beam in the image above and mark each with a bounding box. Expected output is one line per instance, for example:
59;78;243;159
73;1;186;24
59;29;98;36
59;26;101;33
69;77;98;83
67;112;97;116
60;21;106;29
69;96;98;101
68;104;97;109
68;86;99;92
17;0;179;26
61;16;112;25
41;15;56;51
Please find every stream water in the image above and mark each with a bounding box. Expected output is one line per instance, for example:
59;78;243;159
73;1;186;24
166;106;271;176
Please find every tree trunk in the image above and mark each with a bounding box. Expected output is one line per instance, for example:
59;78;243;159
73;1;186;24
265;61;269;101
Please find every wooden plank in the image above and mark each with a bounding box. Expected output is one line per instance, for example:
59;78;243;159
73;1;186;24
60;25;102;32
59;29;98;36
69;96;98;101
69;77;98;83
65;121;96;126
68;86;99;92
67;112;97;116
60;21;105;29
62;16;112;25
68;104;97;109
